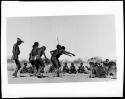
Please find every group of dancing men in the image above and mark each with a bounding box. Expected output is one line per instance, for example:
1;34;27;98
11;38;75;77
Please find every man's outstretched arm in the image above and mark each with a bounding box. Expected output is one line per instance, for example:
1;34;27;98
50;50;56;55
63;50;75;56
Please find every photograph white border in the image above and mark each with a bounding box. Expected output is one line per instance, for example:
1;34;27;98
1;1;123;98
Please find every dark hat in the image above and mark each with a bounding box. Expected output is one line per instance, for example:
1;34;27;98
17;38;24;43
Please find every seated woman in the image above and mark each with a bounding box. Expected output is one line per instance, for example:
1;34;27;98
77;63;85;73
69;63;77;74
62;63;69;73
20;63;28;73
96;63;106;78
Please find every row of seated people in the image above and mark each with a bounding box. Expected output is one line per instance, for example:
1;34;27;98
62;62;88;74
20;62;89;74
89;60;116;78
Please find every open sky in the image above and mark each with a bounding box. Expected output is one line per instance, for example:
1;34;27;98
6;15;116;61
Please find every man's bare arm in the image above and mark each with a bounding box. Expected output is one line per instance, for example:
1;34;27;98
43;52;47;59
63;50;75;56
29;53;31;61
50;50;56;55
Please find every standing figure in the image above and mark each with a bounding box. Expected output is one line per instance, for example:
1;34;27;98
29;42;39;76
35;46;47;77
12;38;24;77
50;45;62;77
50;45;75;77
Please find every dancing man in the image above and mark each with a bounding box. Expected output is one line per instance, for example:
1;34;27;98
50;45;75;77
29;42;39;76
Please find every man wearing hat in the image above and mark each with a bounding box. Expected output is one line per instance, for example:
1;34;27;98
12;38;24;77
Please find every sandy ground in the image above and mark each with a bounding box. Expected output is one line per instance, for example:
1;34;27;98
8;71;116;84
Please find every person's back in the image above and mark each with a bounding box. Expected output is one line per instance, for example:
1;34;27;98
34;46;47;77
36;46;46;58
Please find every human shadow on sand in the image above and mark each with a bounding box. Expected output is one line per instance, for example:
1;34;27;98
37;75;49;78
19;75;27;77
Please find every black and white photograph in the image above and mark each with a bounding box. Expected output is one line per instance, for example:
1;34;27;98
7;15;117;83
2;1;123;98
